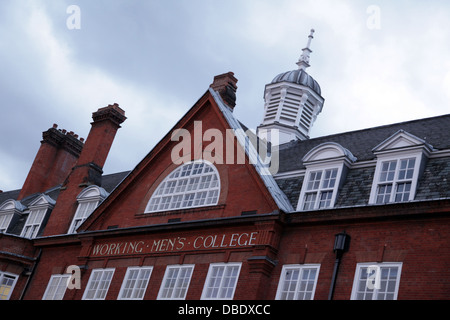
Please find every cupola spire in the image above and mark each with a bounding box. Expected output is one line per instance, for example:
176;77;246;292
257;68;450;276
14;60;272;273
258;28;324;145
296;29;315;70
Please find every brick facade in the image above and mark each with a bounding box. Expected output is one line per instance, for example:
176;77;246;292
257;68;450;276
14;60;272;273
0;72;449;303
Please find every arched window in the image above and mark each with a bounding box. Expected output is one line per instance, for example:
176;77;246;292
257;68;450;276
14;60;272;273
297;142;356;211
68;185;109;234
21;194;55;239
0;200;25;234
145;160;220;213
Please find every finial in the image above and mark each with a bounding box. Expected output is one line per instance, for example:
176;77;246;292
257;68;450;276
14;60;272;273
297;29;315;70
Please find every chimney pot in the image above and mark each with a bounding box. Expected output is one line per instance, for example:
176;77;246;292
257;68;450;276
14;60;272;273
210;72;238;110
92;103;127;126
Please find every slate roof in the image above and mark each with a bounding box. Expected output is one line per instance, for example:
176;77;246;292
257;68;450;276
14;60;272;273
101;171;130;193
0;189;21;206
275;114;450;210
277;114;450;172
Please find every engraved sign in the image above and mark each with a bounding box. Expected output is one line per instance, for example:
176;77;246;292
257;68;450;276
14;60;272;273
90;231;258;257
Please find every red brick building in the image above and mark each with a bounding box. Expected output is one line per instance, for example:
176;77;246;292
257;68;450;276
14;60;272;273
1;33;449;303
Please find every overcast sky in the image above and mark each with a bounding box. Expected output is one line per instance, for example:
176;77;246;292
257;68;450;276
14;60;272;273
1;0;449;192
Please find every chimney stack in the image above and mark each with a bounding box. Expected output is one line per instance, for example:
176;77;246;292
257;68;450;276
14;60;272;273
18;124;83;200
76;103;126;172
42;103;126;236
210;72;238;110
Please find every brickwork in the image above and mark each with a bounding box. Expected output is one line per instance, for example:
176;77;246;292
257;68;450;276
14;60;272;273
42;104;126;236
82;95;278;231
18;125;83;200
2;73;449;301
271;205;450;300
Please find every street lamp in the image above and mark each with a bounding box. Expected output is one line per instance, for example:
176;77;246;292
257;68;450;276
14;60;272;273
328;231;350;300
333;231;350;256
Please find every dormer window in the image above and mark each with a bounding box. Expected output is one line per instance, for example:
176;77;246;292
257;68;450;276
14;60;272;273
145;160;220;213
302;168;338;210
0;214;12;234
22;208;46;239
297;142;356;211
375;158;416;204
0;200;25;234
21;195;55;239
68;186;109;234
369;130;432;205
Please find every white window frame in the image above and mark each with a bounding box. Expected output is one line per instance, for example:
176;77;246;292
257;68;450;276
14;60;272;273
68;186;108;234
296;142;355;211
0;200;26;234
369;153;423;204
42;274;71;300
201;262;241;300
145;160;220;213
275;264;321;300
82;268;115;300
299;166;341;210
21;208;47;239
20;194;55;239
369;130;432;205
0;271;19;300
157;265;195;300
351;262;403;300
0;213;13;233
118;266;153;300
68;200;98;234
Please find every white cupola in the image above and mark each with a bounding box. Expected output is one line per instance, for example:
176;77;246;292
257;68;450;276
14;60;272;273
258;29;325;145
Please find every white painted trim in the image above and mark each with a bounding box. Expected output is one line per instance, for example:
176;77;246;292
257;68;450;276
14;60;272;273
157;265;195;300
350;262;403;300
118;266;154;300
275;264;321;300
368;151;425;204
201;262;242;300
82;268;115;300
296;163;346;211
0;271;19;300
145;160;221;213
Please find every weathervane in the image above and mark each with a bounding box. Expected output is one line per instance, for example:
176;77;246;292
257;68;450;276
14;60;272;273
297;29;315;70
